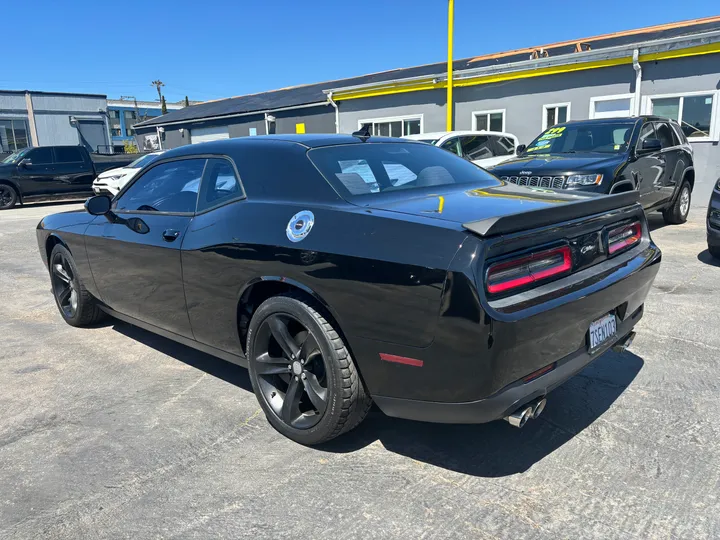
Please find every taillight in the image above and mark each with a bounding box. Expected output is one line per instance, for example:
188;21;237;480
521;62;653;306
486;245;572;294
607;221;642;255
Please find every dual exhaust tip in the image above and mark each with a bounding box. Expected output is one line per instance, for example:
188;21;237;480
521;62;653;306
505;397;547;428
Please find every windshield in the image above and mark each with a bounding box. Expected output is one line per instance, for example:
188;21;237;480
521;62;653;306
1;148;30;164
128;153;161;168
524;123;635;154
308;142;498;201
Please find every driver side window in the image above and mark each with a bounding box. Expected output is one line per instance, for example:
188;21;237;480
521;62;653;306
114;158;206;214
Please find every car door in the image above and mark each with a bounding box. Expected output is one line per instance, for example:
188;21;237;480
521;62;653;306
632;122;666;208
14;147;60;197
84;157;207;337
654;121;682;206
53;147;95;195
459;135;494;168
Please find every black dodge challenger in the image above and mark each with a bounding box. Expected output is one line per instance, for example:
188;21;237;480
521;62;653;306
36;134;661;444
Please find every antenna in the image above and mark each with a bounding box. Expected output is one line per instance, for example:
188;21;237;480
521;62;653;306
352;124;372;142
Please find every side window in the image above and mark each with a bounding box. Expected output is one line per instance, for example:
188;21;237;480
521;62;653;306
637;123;656;150
670;122;687;145
55;147;84;163
492;136;516;156
26;147;54;165
440;137;461;156
115;158;206;213
655;122;675;149
197;158;242;212
461;136;494;161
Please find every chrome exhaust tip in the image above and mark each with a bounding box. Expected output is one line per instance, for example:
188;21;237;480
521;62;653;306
612;331;636;353
531;397;547;419
505;406;534;428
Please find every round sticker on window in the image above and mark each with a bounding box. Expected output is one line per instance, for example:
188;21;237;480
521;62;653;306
286;211;315;242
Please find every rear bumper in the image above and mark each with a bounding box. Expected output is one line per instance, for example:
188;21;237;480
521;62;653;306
374;308;642;424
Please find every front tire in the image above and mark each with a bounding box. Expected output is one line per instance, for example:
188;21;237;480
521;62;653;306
246;294;371;445
0;184;17;210
662;181;691;225
50;244;106;327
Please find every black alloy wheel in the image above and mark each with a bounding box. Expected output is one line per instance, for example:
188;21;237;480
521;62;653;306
251;313;329;429
247;294;372;444
0;185;17;210
51;250;79;319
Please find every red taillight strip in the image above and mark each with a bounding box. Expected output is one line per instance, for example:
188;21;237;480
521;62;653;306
379;353;424;367
608;222;642;255
522;362;556;383
486;245;572;294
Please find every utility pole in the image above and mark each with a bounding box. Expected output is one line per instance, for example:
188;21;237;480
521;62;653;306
151;80;165;102
446;0;454;131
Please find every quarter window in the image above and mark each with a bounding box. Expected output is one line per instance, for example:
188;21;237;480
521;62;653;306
197;158;242;211
650;94;714;139
473;110;504;132
115;158;206;213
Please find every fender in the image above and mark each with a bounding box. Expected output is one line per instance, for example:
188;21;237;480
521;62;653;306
667;166;695;206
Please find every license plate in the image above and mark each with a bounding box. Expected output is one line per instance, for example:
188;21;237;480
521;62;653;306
588;313;617;351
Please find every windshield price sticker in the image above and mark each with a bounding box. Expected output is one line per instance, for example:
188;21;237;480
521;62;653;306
527;144;551;152
538;126;566;141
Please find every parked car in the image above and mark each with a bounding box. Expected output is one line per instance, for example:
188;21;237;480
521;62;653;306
92;151;165;196
0;146;140;210
489;116;694;225
706;178;720;258
403;130;518;168
36;135;660;444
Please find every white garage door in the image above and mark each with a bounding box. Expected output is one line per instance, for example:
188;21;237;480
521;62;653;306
190;126;230;144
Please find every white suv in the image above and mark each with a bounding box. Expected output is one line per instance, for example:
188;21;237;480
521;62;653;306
92;151;165;196
403;131;518;168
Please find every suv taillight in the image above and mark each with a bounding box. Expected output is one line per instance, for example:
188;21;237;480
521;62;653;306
607;221;642;255
486;245;572;294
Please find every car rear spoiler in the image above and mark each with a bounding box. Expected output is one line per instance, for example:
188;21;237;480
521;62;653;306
463;191;640;237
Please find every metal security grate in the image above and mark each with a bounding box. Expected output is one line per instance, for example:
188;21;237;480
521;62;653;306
501;176;566;189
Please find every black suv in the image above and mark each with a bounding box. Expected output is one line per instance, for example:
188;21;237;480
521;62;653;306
489;116;694;225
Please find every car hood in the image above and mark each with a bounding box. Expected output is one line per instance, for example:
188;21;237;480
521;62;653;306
0;163;16;176
97;167;135;179
362;182;599;225
489;153;624;175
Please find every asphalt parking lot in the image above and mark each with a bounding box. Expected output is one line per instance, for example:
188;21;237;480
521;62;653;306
1;192;719;539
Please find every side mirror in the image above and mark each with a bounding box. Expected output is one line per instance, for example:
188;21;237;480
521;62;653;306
516;144;526;154
85;195;112;216
638;138;662;154
19;159;32;168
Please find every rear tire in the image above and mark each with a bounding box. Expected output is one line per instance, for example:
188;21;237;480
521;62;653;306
50;244;107;327
662;181;691;225
246;293;371;445
0;184;18;210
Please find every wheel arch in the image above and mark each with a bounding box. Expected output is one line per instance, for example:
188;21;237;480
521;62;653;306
682;167;695;191
45;234;71;265
236;277;346;357
0;179;22;203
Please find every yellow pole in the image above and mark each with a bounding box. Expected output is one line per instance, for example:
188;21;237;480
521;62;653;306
446;0;454;131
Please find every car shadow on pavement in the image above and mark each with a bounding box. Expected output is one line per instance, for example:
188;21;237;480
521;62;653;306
111;321;253;392
697;249;720;267
646;213;669;233
320;351;644;478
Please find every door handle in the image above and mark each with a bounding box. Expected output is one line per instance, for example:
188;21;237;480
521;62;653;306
162;229;181;242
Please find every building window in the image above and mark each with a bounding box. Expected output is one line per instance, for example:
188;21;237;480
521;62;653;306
0;119;31;152
112;128;122;137
472;110;505;132
589;94;635;119
543;103;570;130
646;92;717;140
123;110;137;138
109;110;120;119
358;115;422;137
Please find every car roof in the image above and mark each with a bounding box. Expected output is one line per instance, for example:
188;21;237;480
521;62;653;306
404;130;517;140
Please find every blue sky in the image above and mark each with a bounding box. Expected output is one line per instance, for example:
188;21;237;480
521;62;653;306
3;1;717;103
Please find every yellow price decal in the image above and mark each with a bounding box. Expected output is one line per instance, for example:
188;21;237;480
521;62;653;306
527;144;551;152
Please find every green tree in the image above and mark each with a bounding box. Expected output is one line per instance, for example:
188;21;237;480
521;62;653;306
161;96;168;114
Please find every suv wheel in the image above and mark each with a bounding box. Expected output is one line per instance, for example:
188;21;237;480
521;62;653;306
662;181;691;225
0;185;17;210
246;293;371;445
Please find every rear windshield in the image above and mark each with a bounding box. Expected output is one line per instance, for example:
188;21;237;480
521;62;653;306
308;142;497;201
525;123;635;154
